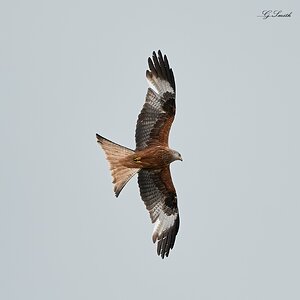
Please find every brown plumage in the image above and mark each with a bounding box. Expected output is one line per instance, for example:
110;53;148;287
96;50;182;258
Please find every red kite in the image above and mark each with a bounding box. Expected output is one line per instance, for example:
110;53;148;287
96;50;182;258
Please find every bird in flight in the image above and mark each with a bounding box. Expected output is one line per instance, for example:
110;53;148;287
96;50;182;258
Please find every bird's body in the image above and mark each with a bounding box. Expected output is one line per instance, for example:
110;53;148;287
96;50;182;258
122;146;181;169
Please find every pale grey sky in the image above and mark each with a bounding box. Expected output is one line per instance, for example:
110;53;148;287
1;1;300;299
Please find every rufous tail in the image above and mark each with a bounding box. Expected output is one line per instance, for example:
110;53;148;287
96;134;140;197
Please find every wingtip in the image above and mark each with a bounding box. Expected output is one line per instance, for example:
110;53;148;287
148;57;154;71
152;233;158;243
146;69;151;78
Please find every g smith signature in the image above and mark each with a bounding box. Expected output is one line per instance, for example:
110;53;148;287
258;10;292;19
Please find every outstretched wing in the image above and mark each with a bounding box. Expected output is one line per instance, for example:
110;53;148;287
135;50;176;151
138;167;180;258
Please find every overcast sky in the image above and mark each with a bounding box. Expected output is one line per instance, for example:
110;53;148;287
1;1;300;299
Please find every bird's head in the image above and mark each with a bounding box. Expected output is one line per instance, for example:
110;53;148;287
171;149;183;162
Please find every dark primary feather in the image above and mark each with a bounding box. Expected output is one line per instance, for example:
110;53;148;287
138;168;180;259
156;216;179;258
135;50;176;150
148;50;176;92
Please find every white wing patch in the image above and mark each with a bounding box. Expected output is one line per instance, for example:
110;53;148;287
147;76;174;96
152;211;178;243
145;88;165;113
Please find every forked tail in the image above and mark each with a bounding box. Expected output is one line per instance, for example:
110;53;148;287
96;134;140;197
